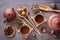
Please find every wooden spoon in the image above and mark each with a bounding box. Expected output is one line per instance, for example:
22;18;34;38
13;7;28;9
39;4;60;13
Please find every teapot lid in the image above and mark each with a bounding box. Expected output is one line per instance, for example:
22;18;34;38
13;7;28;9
48;14;60;31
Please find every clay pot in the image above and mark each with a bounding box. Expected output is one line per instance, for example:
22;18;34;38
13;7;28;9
3;8;16;23
48;14;60;34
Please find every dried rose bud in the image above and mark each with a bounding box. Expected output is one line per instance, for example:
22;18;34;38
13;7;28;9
32;33;36;37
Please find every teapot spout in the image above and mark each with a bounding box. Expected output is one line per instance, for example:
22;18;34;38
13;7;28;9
3;18;7;23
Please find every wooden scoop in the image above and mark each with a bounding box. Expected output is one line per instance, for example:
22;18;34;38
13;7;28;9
39;4;60;13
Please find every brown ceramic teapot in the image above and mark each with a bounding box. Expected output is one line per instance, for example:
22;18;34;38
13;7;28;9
3;8;16;23
48;14;60;34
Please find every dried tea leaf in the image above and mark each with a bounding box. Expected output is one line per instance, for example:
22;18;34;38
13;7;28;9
31;4;39;13
14;19;22;26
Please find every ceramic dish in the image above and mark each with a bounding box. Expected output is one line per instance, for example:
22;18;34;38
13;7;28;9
3;25;15;37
